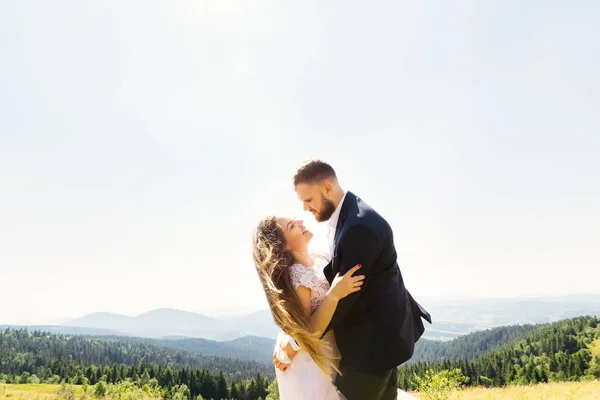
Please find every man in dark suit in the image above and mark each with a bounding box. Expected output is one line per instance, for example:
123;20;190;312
293;159;431;400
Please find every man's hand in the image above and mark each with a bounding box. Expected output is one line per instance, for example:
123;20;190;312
273;352;289;371
272;341;298;371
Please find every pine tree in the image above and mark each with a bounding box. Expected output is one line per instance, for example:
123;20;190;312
119;365;127;382
238;381;248;400
140;370;151;386
110;364;118;383
85;366;95;384
201;371;218;400
160;365;175;388
231;382;240;400
217;371;229;400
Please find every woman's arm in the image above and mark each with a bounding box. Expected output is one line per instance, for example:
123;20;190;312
296;285;340;338
278;265;364;365
279;285;333;362
295;264;365;340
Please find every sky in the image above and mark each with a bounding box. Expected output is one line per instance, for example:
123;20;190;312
1;1;599;325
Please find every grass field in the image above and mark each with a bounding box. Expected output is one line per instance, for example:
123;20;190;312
439;380;600;400
0;384;85;400
2;381;600;400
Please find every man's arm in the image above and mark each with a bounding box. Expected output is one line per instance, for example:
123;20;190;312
273;332;300;371
322;224;380;336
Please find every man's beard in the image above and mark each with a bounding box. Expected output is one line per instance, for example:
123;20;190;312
316;195;336;222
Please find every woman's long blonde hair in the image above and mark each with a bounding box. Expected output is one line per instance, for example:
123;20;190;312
252;216;339;377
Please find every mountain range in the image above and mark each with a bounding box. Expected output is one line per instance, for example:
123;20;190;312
5;294;599;343
62;308;280;340
3;316;598;396
421;294;600;340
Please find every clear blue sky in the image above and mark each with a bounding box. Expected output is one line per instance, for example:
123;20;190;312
1;1;598;324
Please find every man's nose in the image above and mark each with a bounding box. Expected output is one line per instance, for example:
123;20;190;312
303;202;309;211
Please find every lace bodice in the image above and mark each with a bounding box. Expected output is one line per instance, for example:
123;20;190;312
288;263;331;313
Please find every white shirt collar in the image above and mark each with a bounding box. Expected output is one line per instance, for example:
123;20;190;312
327;191;348;231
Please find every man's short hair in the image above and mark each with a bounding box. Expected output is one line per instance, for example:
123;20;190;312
293;159;337;186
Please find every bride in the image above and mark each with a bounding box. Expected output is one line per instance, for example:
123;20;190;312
253;216;364;399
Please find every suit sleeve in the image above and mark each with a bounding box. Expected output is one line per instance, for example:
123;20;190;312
322;224;380;336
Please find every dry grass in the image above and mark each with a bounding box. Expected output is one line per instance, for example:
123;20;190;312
0;384;85;400
412;380;600;400
3;381;600;400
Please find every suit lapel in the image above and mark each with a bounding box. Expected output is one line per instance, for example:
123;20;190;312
330;192;354;271
333;194;351;247
323;193;354;284
323;260;334;284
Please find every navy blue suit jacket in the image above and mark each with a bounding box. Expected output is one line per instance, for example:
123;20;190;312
323;192;432;373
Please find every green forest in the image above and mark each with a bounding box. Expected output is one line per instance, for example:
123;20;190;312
398;316;600;390
2;316;599;399
0;329;271;400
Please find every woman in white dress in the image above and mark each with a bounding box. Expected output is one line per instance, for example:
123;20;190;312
253;216;365;400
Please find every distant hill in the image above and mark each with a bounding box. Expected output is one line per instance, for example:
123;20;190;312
0;329;272;400
420;294;600;340
60;295;600;342
4;315;599;391
3;316;598;397
0;323;555;367
64;309;222;339
0;324;277;364
153;335;275;363
63;308;280;340
0;324;127;337
410;323;543;363
423;294;600;326
398;315;600;390
6;318;593;369
0;328;273;380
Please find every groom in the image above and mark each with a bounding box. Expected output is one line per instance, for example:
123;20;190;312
280;160;431;400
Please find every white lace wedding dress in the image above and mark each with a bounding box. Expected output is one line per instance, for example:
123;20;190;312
274;263;419;400
274;263;344;400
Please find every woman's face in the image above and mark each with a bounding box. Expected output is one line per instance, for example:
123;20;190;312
276;218;313;253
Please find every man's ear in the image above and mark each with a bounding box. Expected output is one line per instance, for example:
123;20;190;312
322;181;333;195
